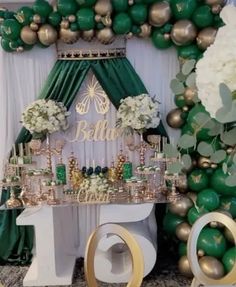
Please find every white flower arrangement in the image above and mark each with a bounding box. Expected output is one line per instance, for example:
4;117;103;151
116;94;160;134
21;99;70;137
196;5;236;118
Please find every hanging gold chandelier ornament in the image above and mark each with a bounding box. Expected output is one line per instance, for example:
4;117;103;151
76;75;110;115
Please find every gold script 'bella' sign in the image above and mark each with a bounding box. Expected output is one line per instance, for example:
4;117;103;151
69;120;121;142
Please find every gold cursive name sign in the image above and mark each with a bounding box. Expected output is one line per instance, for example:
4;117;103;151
68;120;121;142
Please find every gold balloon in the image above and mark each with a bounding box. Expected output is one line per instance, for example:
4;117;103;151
197;27;217;51
166;108;185;129
149;2;171;27
187;192;197;203
38;24;58;46
168;196;193;217
82;29;95;42
94;0;112;16
171;20;197;46
139;23;151;38
199;256;225;279
33;14;41;24
184;87;197;106
59;28;80;44
30;22;39;32
20;26;38;45
205;0;225;5
178;256;193;278
197;156;211;169
96;27;114;44
176;222;191;242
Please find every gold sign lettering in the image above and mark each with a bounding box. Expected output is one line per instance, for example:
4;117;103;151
68;120;121;142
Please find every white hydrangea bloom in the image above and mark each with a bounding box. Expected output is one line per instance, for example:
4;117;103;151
196;5;236;118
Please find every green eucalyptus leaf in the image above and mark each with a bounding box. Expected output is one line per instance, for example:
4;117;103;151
178;134;196;149
176;72;187;82
233;153;236;164
228;164;236;173
170;79;185;95
208;122;223;136
225;174;236;187
216;101;236;123
222;162;228;174
167;162;183;174
221;127;236;146
219;83;232;110
182;59;196;76
192;94;200;103
181;154;192;169
210;150;227;163
163;143;179;158
186;72;196;88
197;141;214;157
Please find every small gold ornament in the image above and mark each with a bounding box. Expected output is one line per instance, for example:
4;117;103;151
108;162;117;183
226;147;233;154
59;28;80;44
71;170;83;190
163;33;170;40
30;22;39;31
198;249;205;257
95;14;102;22
196;27;217;51
21;26;38;45
176;222;191;242
178;256;193;278
210;163;218;169
16;46;24;53
116;149;126;180
199;256;225;279
171;20;197;46
101;14;112;27
139;23;151;38
149;2;171;27
211;4;222;14
166;108;185;129
33;14;41;24
38;24;58;46
68;15;76;23
60;20;70;29
198;156;211;169
76;75;110;115
126;32;133;39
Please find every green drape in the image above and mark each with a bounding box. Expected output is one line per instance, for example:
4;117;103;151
2;57;168;264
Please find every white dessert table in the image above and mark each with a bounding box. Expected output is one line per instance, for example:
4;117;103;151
16;203;157;286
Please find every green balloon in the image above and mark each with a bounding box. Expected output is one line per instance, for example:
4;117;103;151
197;228;227;258
152;30;172;49
48;12;62;27
1;19;21;41
131;25;141;35
112;0;128;12
1;38;14;52
197;188;220;211
188;169;209;192
177;44;202;60
178;242;187;256
181;124;194;135
57;0;78;16
70;22;79;31
187;206;208;225
214;15;225;28
15;7;34;25
4;11;15;20
76;0;96;7
33;0;53;17
96;22;105;29
76;8;95;30
171;0;198;20
23;43;34;50
211;169;236;196
220;196;236;218
222;247;236;273
192;5;214;28
113;13;132;34
9;40;19;50
163;212;184;235
174;94;186;108
129;4;147;25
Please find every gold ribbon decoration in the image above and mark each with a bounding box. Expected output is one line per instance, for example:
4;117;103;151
187;212;236;287
84;223;144;287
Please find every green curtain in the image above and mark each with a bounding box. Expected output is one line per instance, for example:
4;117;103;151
2;57;168;264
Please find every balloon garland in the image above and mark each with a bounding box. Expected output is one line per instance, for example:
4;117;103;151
0;0;225;53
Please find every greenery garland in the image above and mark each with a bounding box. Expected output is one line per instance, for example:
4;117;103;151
0;0;225;55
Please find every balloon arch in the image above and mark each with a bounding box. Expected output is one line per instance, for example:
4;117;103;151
2;0;236;281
